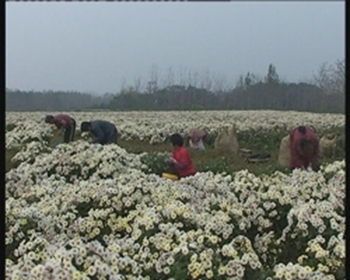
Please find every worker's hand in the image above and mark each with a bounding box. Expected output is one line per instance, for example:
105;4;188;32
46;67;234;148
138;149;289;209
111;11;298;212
165;157;177;164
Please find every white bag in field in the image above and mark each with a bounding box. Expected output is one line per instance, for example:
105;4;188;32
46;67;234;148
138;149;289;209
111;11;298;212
319;134;337;157
214;124;239;154
278;135;291;168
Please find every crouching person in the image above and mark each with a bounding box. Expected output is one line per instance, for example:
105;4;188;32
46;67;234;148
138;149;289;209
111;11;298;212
45;114;76;143
166;133;196;178
289;125;319;171
187;129;207;150
80;120;118;145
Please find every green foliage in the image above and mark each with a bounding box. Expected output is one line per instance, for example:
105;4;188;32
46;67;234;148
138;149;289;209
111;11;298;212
245;72;252;87
313;59;345;95
6;73;345;114
6;123;16;132
204;133;217;147
6;149;21;172
265;64;280;84
237;127;288;152
198;156;233;175
140;153;168;176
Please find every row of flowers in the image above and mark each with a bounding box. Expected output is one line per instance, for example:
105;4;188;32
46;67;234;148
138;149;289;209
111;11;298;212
6;137;345;279
6;111;345;146
6;118;53;150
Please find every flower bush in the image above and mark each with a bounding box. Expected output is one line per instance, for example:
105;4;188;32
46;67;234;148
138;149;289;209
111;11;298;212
11;141;52;166
140;152;170;175
6;117;53;149
199;157;233;175
6;149;345;279
6;111;345;145
5;111;345;279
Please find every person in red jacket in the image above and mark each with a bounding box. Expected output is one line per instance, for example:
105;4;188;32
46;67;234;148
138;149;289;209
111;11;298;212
166;133;196;178
289;125;319;171
45;114;76;143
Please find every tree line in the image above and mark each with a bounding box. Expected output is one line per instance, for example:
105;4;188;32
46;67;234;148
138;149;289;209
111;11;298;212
5;90;114;112
6;61;344;114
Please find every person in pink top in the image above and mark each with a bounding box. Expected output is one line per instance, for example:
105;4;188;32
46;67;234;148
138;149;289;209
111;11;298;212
45;114;76;143
289;125;319;171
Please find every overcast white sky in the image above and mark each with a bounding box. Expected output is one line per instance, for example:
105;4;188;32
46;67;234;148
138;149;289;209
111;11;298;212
6;2;345;94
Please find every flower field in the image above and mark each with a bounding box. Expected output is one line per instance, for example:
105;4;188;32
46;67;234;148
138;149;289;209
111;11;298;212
6;111;345;279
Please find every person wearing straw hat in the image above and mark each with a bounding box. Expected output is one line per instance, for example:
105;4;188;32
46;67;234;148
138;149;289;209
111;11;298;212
187;129;207;150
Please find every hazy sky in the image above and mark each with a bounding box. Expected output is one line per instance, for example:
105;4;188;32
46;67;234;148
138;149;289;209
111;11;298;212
6;2;345;94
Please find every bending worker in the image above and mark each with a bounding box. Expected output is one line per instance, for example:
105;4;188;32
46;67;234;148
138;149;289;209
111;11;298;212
80;120;118;145
289;125;319;171
45;114;76;143
187;129;207;150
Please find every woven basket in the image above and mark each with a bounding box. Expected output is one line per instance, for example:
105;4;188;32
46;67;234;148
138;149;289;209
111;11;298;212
162;173;178;181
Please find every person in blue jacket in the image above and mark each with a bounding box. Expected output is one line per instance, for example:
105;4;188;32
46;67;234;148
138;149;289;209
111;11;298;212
80;120;118;145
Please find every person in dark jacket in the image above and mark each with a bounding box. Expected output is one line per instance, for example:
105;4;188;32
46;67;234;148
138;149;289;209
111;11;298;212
45;114;76;143
80;120;118;145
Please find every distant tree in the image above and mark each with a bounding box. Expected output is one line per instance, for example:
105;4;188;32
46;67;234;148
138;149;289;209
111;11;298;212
165;67;175;87
333;59;345;95
5;88;109;111
192;71;200;87
236;72;261;90
313;59;345;95
146;81;158;94
6;61;344;114
185;69;201;88
265;64;280;84
236;74;245;89
178;66;187;86
212;75;227;93
121;77;127;89
250;73;262;84
245;72;252;87
146;65;159;94
120;87;137;95
133;76;142;93
200;69;213;91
